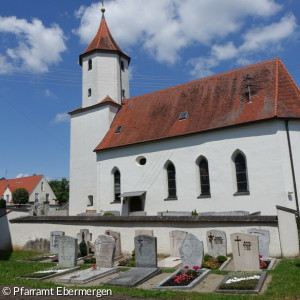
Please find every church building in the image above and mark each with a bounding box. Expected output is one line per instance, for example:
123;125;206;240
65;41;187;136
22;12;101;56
69;7;300;217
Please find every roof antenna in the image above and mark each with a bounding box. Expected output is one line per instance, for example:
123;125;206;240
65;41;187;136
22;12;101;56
101;0;105;19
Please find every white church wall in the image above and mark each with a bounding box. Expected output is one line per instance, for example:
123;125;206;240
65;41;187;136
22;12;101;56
69;105;114;216
97;120;298;216
82;53;122;107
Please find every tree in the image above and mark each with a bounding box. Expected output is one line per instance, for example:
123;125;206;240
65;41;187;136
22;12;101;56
49;177;69;205
12;188;29;205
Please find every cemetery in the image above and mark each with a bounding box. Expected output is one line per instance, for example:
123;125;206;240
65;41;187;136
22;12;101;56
0;205;299;298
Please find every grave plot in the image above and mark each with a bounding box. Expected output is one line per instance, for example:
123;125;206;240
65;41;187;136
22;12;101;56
204;230;231;270
215;233;268;294
158;230;187;268
19;236;80;280
215;271;267;294
58;235;119;284
155;233;210;290
107;235;161;287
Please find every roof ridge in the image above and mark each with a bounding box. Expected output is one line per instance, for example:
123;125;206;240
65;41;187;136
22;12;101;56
125;58;279;103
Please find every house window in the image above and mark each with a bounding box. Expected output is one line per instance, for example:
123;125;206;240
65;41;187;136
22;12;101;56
35;193;39;202
46;193;49;202
114;170;121;202
120;60;124;71
88;88;92;97
166;162;177;199
88;59;92;70
41;182;44;191
179;111;188;120
199;158;210;196
6;195;9;203
122;89;125;100
234;153;249;194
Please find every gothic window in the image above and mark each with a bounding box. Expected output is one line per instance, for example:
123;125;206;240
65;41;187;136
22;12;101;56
234;153;249;193
199;158;210;196
88;88;91;97
88;59;92;70
166;162;177;199
114;170;121;202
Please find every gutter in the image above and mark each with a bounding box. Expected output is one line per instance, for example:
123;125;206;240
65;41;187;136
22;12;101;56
285;120;300;215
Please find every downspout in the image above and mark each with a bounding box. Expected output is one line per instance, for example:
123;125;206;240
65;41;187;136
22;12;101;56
285;120;299;215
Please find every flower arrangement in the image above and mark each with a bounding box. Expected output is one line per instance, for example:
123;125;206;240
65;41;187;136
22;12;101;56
91;264;96;270
259;255;270;269
162;266;201;286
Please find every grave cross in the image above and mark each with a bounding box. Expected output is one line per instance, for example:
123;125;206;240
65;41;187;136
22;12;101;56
234;235;242;256
208;232;214;248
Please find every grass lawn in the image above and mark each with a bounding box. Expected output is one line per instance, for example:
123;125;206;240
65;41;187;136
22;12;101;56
0;250;299;299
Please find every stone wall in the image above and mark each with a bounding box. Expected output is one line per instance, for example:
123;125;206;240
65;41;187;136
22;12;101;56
7;213;285;257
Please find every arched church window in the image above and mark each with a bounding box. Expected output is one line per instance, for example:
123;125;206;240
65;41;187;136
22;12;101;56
234;153;249;194
199;158;210;196
88;59;92;70
166;162;177;199
114;170;121;202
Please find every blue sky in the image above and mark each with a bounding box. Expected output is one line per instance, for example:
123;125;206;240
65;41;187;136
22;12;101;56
0;0;299;180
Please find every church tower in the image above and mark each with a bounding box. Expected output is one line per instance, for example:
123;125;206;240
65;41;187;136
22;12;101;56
69;6;130;215
79;6;130;107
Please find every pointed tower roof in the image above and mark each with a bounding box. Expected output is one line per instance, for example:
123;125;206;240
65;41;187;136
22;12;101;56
79;8;130;65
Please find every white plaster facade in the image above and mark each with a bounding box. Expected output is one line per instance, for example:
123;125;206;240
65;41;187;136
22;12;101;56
94;120;299;216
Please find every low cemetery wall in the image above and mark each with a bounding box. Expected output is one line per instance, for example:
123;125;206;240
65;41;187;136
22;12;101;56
7;213;285;257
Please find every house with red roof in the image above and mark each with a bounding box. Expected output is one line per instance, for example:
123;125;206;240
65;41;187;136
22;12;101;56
69;7;300;217
0;175;56;205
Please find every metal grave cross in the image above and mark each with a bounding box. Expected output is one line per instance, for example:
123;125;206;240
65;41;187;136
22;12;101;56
234;235;242;256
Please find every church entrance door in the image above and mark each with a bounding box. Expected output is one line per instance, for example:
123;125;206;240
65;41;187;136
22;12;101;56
129;196;143;212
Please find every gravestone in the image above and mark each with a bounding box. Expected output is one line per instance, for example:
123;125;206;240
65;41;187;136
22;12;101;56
58;236;78;268
179;233;204;268
94;235;116;268
169;230;188;257
135;229;153;236
50;231;65;254
58;235;119;284
206;230;227;258
247;228;270;258
135;235;157;268
230;233;260;271
106;235;161;287
77;229;92;254
158;230;188;268
105;230;122;259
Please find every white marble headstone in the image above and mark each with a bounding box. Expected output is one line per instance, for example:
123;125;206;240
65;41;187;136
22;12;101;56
169;230;188;257
247;228;270;258
230;233;260;271
94;235;116;268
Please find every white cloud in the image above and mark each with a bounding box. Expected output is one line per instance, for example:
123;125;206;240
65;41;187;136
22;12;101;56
74;0;281;64
0;16;67;73
16;173;29;178
53;112;69;124
188;13;298;77
44;89;56;98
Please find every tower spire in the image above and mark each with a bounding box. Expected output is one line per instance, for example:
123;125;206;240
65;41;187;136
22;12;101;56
101;1;105;19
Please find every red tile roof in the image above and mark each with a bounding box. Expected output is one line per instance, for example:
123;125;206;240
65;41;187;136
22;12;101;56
69;95;121;115
79;15;130;65
95;58;300;152
0;175;43;197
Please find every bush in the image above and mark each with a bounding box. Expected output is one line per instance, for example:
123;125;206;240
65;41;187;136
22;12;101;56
0;199;6;208
217;255;227;263
131;249;135;261
103;212;115;216
202;260;219;269
79;240;87;257
203;254;213;261
192;209;198;216
12;188;29;205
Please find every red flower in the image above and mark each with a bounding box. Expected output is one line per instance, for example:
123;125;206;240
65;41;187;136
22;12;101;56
193;265;200;270
184;265;189;269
